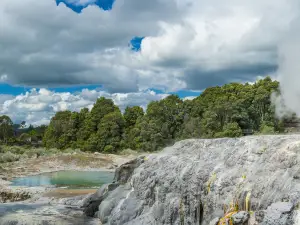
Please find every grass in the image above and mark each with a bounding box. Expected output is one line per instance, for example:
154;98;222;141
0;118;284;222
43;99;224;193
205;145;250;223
57;154;112;167
207;172;217;194
0;152;20;163
118;149;140;156
0;145;82;164
179;198;185;225
0;145;139;168
257;146;267;155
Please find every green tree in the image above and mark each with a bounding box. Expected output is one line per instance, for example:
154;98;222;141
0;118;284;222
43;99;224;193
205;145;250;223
76;108;90;148
135;95;185;151
79;98;119;148
90;97;117;132
0;115;14;144
124;106;144;128
123;106;144;149
200;110;221;138
179;117;202;139
251;77;279;130
84;110;125;152
43;111;78;149
35;125;48;140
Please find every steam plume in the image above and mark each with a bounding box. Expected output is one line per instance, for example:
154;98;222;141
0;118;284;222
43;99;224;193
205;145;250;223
273;16;300;118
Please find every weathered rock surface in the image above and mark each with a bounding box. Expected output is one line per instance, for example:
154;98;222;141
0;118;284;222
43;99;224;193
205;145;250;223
82;156;146;218
231;211;249;224
260;202;295;225
0;185;47;203
209;217;220;225
83;183;119;216
84;135;300;225
0;198;101;225
0;190;31;203
114;157;145;184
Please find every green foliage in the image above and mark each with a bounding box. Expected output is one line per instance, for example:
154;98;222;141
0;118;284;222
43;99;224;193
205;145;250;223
0;115;13;143
19;133;31;142
259;122;275;134
43;111;79;149
0;145;82;164
178;117;202;139
133;95;185;151
123;106;144;149
90;97;117;132
0;152;20;163
215;122;243;138
104;145;114;153
124;106;144;128
76;108;92;148
85;111;125;152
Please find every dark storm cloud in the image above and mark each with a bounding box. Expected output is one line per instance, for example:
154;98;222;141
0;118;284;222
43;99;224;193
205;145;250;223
185;64;278;90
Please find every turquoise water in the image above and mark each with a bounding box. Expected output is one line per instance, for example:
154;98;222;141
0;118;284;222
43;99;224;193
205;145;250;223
10;170;114;189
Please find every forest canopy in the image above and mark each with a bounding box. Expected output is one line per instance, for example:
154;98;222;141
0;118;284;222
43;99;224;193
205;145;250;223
0;77;290;152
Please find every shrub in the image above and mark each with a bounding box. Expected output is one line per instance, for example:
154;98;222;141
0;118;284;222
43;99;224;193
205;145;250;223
19;133;31;142
0;152;20;163
259;123;275;134
215;122;243;138
119;149;139;155
9;146;26;155
63;148;80;154
104;145;114;153
0;146;4;153
21;148;49;158
24;150;38;158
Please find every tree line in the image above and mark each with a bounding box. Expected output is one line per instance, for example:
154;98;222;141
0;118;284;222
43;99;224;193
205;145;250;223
0;77;292;152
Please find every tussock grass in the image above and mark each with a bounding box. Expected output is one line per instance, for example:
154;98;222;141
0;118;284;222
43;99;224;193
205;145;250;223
0;145;81;164
0;152;20;163
118;149;140;156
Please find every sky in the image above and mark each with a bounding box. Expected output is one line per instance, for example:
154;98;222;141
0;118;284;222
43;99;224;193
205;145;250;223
0;0;299;125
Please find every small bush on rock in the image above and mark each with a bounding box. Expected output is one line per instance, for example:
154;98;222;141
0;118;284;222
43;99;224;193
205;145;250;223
259;122;275;134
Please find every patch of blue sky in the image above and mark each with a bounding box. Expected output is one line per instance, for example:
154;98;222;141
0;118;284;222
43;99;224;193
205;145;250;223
149;88;201;99
48;85;102;93
55;0;115;13
0;84;102;95
0;84;31;95
130;37;144;51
